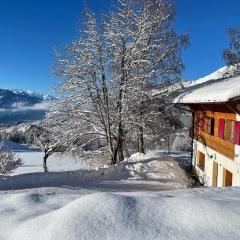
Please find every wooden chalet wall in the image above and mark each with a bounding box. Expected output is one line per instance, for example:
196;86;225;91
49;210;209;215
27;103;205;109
189;101;240;160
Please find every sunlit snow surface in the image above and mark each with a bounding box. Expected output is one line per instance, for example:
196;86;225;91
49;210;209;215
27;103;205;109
12;152;89;175
0;140;89;175
0;187;240;240
0;144;189;191
0;141;239;240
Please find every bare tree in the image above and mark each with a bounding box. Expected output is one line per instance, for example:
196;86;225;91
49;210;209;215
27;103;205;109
32;108;70;172
54;0;187;165
104;0;187;154
223;27;240;77
32;124;58;172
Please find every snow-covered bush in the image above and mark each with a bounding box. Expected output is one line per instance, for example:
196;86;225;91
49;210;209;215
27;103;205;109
171;134;192;152
0;144;23;175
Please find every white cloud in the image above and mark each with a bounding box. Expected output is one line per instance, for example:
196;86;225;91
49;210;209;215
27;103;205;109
0;101;52;113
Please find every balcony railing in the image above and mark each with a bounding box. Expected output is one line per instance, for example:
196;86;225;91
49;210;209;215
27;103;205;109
194;131;235;160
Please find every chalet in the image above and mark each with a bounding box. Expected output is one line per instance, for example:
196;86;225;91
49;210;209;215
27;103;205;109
174;76;240;187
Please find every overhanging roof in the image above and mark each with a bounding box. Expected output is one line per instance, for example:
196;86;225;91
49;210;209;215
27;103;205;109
173;76;240;104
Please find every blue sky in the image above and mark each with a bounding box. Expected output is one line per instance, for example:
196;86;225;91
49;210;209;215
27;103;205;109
0;0;239;94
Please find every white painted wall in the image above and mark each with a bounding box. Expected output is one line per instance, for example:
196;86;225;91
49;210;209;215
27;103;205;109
192;140;240;187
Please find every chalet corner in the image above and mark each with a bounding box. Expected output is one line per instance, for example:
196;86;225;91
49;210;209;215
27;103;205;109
174;76;240;187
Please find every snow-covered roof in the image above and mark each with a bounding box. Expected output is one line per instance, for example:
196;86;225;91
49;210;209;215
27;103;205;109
173;76;240;104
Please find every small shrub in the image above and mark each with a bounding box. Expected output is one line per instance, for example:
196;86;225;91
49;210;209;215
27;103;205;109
0;144;23;175
171;134;192;152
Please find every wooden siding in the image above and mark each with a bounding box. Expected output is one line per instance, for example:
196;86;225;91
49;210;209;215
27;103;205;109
197;132;235;160
189;102;238;160
205;111;236;121
189;101;240;115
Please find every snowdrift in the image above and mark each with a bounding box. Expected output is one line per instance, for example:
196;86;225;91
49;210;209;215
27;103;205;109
0;155;189;191
1;187;240;240
0;151;239;240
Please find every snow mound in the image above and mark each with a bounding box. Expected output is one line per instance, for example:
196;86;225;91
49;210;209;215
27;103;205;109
107;155;188;184
129;150;162;161
0;154;189;191
129;152;147;160
6;188;240;240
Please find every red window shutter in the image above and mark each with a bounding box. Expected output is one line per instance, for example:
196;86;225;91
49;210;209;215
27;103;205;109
218;118;225;139
234;121;240;145
199;118;204;132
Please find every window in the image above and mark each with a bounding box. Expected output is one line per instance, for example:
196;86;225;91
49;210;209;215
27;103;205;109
234;121;240;145
218;118;225;139
197;151;205;171
210;118;215;136
224;120;234;143
204;116;210;134
204;116;215;136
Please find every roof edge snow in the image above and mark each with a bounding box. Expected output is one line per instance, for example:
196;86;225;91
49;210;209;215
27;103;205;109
173;76;240;104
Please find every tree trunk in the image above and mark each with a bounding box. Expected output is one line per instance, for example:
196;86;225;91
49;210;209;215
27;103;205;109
43;150;49;172
110;132;124;165
117;141;124;163
111;146;118;165
138;95;145;154
138;126;145;154
114;42;126;164
117;122;124;163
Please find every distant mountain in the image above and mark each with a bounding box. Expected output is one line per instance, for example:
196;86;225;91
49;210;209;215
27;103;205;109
0;67;233;126
0;88;55;126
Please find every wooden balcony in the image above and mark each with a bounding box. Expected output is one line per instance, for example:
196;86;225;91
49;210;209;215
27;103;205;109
195;131;235;160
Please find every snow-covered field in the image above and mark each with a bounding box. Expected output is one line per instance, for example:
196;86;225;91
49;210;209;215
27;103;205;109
1;141;240;239
0;149;189;191
0;140;89;175
0;187;240;240
12;152;89;175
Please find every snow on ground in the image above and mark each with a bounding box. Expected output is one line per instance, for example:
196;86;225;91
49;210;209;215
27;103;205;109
12;152;89;176
0;140;89;175
0;187;240;240
0;152;189;191
0;142;189;191
0;142;239;239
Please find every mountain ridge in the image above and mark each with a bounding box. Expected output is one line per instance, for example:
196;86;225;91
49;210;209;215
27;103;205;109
0;88;55;126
